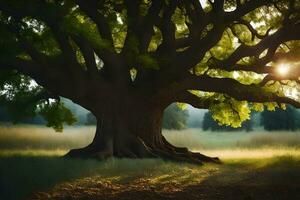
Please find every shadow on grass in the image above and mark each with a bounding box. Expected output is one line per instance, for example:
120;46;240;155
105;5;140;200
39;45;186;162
0;156;204;200
1;155;300;200
0;156;102;200
173;156;300;200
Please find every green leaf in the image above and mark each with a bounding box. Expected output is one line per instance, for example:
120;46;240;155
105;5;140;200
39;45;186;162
39;102;77;132
209;99;250;128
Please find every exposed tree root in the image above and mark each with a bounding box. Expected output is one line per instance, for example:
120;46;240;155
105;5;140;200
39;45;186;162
64;136;221;165
161;136;221;164
152;149;204;165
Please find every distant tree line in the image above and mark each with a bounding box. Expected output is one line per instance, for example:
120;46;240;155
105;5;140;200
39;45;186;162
0;98;87;126
260;106;300;131
0;107;45;124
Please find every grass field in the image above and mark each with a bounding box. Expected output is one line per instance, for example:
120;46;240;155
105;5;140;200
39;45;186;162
1;126;300;200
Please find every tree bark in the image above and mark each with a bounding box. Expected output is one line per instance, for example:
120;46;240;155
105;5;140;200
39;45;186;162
65;101;220;165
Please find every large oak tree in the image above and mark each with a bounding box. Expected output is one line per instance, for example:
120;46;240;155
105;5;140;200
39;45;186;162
0;0;300;164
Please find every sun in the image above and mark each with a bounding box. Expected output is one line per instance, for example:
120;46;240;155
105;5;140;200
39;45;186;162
276;63;290;76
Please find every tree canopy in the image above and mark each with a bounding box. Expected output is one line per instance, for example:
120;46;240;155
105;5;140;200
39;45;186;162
0;0;300;131
202;111;254;131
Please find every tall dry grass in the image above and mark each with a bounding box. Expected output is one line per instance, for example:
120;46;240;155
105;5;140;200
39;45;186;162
1;126;300;152
0;125;95;150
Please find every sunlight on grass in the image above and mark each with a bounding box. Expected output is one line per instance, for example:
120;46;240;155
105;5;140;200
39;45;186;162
164;129;300;149
1;126;300;199
0;149;68;157
201;147;300;159
0;125;95;150
1;126;300;151
1;126;300;161
1;147;300;160
14;155;299;200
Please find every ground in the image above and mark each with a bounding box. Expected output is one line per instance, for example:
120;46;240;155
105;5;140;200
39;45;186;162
1;126;300;200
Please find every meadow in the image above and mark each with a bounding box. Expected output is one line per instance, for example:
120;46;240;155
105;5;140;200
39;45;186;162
1;126;300;200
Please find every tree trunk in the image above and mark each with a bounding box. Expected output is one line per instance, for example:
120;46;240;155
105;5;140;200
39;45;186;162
65;101;220;165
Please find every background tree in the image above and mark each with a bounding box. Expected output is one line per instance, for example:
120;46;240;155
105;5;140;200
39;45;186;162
187;109;205;128
202;111;254;132
261;105;300;131
1;0;300;164
162;104;189;130
86;112;97;125
0;98;87;126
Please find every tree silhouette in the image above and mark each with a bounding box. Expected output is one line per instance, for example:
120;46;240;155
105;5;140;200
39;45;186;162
86;112;97;125
162;104;189;130
0;0;300;163
261;105;300;131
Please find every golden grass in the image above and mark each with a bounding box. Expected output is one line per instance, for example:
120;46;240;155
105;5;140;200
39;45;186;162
1;126;300;199
1;126;300;160
0;149;68;157
1;148;300;161
0;125;95;150
201;148;300;159
164;128;300;149
1;126;300;150
26;155;300;200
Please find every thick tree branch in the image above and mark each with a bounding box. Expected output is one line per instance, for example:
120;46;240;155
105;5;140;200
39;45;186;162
0;56;96;108
16;34;48;65
0;58;40;77
48;24;79;67
122;0;142;55
179;74;300;108
75;0;114;49
156;0;178;54
174;0;207;50
232;19;271;41
137;0;163;53
174;91;220;109
0;3;85;79
224;0;274;22
216;23;300;71
161;22;224;89
71;35;99;77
